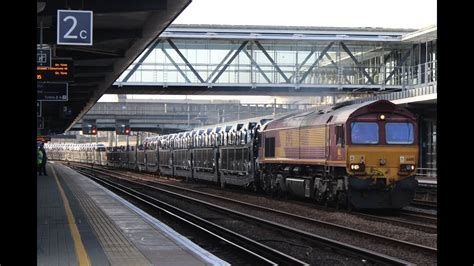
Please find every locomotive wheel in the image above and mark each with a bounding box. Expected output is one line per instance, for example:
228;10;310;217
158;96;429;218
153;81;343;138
323;199;329;208
276;184;284;199
315;191;325;205
335;192;347;210
249;182;258;193
270;185;278;198
270;183;281;198
347;202;354;212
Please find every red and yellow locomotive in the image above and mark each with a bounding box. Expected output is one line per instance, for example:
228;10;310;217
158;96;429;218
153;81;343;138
258;100;418;209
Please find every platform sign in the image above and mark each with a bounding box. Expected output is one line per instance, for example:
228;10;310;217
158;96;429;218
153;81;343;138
57;10;93;46
37;101;42;117
37;59;74;82
37;48;51;67
37;82;68;101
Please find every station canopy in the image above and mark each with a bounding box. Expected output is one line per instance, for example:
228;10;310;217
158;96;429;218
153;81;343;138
37;0;191;134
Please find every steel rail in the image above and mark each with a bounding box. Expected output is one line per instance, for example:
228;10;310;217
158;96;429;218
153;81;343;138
73;167;307;266
88;165;437;251
72;165;415;265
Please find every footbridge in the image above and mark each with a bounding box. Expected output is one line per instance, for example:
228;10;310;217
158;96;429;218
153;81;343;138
109;24;437;96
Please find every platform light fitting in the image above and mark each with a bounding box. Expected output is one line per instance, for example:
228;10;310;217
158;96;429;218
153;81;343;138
37;2;46;13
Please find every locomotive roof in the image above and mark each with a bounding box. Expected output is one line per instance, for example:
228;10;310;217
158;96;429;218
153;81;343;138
264;100;412;130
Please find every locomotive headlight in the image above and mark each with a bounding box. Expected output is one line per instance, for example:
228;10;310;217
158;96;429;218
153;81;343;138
350;163;365;171
378;114;386;120
379;159;386;165
400;164;415;172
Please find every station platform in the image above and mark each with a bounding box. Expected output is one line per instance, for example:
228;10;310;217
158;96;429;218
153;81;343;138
37;162;229;266
416;177;437;186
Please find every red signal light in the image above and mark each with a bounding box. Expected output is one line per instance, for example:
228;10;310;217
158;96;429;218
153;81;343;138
91;128;97;135
125;128;130;135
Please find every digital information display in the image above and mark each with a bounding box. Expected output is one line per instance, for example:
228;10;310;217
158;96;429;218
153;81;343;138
37;59;74;82
37;82;68;101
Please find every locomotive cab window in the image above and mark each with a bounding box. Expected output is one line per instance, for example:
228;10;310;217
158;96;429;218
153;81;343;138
264;137;275;157
351;122;379;144
335;125;345;147
385;122;414;144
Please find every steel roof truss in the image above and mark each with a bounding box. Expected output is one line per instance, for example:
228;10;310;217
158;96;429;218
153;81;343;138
383;47;413;84
288;49;315;81
242;49;272;84
254;41;290;83
161;47;192;83
324;53;352;85
211;41;249;84
167;39;205;83
340;42;376;85
299;42;334;84
205;46;236;83
122;40;161;82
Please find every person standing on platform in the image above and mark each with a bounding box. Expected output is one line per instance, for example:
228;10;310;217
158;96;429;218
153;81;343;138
38;143;48;175
37;143;43;175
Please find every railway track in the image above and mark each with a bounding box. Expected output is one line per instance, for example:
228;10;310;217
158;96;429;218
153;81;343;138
399;210;437;225
351;211;436;233
276;197;438;234
69;163;436;264
72;166;307;265
411;199;437;209
70;162;437;232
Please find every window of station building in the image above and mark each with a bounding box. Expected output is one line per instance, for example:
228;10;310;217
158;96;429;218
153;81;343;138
335;125;345;147
264;137;275;157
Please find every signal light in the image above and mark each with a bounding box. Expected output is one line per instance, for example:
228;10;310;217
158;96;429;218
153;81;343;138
115;124;131;135
91;127;97;135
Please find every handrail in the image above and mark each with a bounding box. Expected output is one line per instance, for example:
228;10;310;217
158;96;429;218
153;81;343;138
416;167;437;178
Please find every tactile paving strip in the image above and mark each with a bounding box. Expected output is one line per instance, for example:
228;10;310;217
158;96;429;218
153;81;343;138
56;166;151;266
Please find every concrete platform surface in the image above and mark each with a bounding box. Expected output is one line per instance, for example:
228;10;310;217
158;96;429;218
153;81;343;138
37;162;229;266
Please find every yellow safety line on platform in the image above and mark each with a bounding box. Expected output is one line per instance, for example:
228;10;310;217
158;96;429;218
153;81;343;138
51;166;91;266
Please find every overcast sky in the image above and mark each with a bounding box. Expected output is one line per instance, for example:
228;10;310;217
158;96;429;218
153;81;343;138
172;0;436;29
101;0;436;103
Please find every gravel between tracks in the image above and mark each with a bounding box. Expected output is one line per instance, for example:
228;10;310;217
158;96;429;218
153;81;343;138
116;170;437;264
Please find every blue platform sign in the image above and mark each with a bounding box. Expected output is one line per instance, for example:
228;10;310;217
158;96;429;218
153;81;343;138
57;10;93;46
